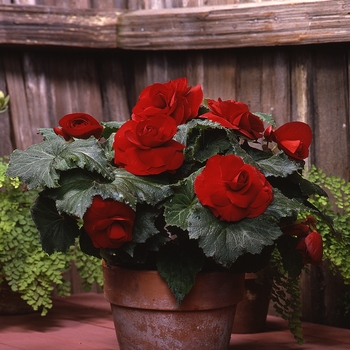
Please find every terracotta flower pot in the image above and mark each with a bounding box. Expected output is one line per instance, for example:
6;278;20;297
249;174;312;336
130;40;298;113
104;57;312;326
231;273;272;334
103;261;244;350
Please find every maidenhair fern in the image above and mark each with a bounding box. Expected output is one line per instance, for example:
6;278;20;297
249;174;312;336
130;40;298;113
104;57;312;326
306;166;350;283
269;248;304;345
0;157;103;316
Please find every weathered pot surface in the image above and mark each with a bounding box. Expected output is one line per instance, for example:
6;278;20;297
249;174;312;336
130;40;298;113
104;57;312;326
103;261;244;350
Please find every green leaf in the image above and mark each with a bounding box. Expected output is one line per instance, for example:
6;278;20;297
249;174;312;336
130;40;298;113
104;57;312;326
257;152;300;178
277;235;304;279
37;128;57;140
264;188;309;220
176;119;232;163
112;168;173;206
48;169;136;217
79;228;101;258
132;209;160;244
164;173;198;231
157;240;205;306
253;112;276;127
101;121;124;139
6;137;112;190
31;195;80;254
188;204;283;268
7;140;65;189
297;174;328;197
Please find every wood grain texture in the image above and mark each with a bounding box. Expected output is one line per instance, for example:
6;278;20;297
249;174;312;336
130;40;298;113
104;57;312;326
2;52;38;150
118;0;350;50
0;1;350;49
0;5;122;48
0;54;14;156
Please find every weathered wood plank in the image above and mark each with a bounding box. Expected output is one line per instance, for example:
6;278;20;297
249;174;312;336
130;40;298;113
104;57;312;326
95;52;131;122
0;1;350;49
0;5;121;48
0;54;14;157
118;0;350;50
2;52;39;150
44;52;104;122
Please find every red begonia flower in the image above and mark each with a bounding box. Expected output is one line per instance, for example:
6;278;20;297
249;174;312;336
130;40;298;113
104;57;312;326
113;114;185;175
199;98;264;140
194;154;273;222
132;77;204;125
273;121;312;160
296;231;323;265
54;113;103;140
83;196;135;249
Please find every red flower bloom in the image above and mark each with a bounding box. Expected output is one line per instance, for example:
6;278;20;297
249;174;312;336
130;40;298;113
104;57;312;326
83;196;135;249
54;113;103;141
270;121;312;160
282;216;323;266
194;154;273;222
199;98;264;140
113;114;185;175
296;231;323;266
131;77;203;125
263;125;276;143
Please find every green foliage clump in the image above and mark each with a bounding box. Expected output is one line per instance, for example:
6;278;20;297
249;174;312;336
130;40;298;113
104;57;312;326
0;158;103;316
269;249;304;345
306;166;350;283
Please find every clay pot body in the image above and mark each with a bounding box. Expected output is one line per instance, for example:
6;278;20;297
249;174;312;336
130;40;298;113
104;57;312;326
231;273;272;334
103;262;244;350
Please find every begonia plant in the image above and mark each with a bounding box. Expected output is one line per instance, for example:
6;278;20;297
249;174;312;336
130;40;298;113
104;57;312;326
6;78;332;338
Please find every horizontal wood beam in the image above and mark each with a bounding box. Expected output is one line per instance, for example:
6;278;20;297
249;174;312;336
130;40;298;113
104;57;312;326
0;1;349;50
119;0;350;49
0;5;121;49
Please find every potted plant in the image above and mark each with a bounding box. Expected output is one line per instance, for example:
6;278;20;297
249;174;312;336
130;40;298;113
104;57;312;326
6;78;333;349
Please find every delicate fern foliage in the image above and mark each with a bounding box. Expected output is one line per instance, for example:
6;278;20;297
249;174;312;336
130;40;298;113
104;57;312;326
0;158;103;316
269;248;304;345
306;166;350;283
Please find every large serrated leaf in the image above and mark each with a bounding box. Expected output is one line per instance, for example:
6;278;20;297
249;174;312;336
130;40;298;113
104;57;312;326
56;137;113;179
257;152;300;177
132;210;160;244
31;195;80;254
176;119;231;162
101;121;124;139
6;139;66;189
47;169;136;217
164;170;199;230
188;205;282;268
253;112;276;127
6;137;112;190
264;188;309;220
113;168;173;206
157;240;204;306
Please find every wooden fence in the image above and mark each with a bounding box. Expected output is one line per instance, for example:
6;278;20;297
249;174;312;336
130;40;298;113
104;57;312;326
0;0;350;327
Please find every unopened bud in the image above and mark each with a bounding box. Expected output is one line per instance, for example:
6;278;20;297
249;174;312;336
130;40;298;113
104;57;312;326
0;90;10;113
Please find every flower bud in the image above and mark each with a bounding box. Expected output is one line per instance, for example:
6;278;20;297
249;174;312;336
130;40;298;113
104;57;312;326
0;90;10;113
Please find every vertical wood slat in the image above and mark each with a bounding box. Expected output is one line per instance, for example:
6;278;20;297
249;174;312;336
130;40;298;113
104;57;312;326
2;53;38;150
0;55;14;156
311;47;349;178
96;52;130;122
